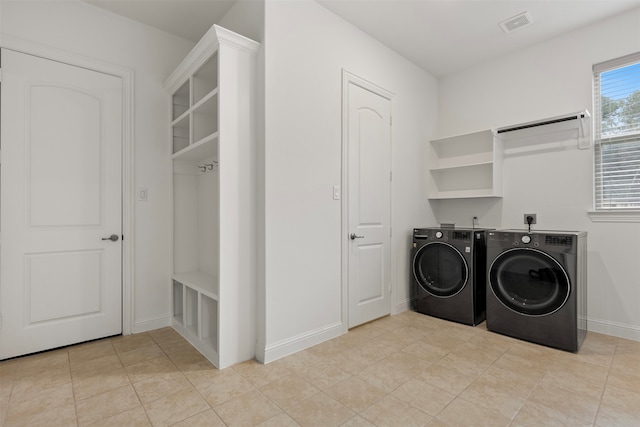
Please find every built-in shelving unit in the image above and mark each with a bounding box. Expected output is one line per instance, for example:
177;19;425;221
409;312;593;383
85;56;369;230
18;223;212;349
427;129;503;199
426;110;591;200
164;25;259;369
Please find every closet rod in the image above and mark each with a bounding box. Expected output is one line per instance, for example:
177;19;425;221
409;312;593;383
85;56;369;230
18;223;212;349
496;113;586;134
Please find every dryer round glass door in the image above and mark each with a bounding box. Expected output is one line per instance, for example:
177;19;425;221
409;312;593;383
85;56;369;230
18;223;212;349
489;248;570;316
412;242;468;297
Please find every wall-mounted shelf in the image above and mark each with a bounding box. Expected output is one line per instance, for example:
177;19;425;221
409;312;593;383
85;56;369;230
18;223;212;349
427;129;503;199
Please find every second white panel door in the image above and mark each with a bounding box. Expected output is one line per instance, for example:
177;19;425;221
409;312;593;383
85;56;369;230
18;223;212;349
345;74;392;329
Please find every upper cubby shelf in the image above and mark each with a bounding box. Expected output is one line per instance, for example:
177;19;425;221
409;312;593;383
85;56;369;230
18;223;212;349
165;25;259;165
172;81;189;121
193;55;218;105
169;51;219;160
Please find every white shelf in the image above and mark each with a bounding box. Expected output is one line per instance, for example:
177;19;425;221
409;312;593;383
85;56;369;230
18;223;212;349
171;110;190;127
173;271;219;300
192;88;218;112
172;132;219;162
427;129;503;199
430;155;493;171
429;189;503;200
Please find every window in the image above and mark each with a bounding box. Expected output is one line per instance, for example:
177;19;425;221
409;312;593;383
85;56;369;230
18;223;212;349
593;52;640;210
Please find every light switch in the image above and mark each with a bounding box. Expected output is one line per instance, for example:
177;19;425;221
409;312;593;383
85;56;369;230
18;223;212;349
138;187;148;201
333;185;340;200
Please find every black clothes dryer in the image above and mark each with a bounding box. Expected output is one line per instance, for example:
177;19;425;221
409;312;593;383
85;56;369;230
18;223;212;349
485;230;587;352
411;228;491;326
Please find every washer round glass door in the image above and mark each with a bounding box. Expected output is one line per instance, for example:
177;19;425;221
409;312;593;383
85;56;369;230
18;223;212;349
489;248;570;316
413;242;468;297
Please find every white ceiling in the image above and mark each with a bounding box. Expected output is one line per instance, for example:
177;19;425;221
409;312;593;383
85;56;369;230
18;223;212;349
86;0;640;77
85;0;236;42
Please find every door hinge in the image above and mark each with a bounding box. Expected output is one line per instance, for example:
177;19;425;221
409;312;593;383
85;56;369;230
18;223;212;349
390;171;392;181
390;116;392;126
388;283;392;294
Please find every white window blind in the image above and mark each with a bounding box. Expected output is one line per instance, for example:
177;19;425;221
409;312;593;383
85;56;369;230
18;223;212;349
593;52;640;210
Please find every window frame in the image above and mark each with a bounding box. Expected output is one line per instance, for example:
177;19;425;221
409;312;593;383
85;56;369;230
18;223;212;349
590;52;640;221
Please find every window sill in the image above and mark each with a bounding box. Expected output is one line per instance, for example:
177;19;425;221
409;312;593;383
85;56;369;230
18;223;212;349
587;210;640;223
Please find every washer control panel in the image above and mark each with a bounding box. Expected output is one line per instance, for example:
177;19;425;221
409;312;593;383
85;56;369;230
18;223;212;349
487;231;539;247
487;230;579;253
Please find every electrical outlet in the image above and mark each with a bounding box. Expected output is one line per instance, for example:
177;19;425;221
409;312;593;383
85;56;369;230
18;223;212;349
524;214;537;225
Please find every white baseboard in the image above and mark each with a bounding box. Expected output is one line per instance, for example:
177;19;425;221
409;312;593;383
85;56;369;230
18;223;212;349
257;321;345;364
588;317;640;341
133;316;171;334
395;299;410;314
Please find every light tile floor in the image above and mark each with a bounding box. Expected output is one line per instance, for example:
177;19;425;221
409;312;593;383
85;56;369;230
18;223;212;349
1;311;639;426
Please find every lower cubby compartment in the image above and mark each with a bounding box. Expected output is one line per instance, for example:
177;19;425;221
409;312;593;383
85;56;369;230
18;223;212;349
171;318;220;368
185;287;198;336
171;280;220;368
201;295;218;352
172;280;183;325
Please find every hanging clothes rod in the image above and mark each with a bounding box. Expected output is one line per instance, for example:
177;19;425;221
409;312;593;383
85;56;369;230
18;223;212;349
496;112;587;134
494;110;592;149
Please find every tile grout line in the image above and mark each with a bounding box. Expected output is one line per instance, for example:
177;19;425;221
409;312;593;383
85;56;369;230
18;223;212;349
590;336;620;427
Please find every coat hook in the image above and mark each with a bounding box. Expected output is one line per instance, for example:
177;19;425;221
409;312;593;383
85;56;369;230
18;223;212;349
206;163;214;170
199;165;207;172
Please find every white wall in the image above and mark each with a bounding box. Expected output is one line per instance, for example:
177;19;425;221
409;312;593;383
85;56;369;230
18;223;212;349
436;8;640;340
260;0;437;362
0;0;194;332
217;0;265;43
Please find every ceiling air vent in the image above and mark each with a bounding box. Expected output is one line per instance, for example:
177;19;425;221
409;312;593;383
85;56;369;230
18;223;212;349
499;11;533;33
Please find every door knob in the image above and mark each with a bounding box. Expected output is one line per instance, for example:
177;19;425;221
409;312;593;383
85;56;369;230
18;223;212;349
102;234;120;242
350;233;364;240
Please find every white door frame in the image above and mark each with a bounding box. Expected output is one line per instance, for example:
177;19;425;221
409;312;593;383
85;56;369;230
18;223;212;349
341;69;395;332
2;35;135;335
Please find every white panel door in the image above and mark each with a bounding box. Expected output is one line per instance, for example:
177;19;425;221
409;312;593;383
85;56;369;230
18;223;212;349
0;49;123;359
346;77;392;328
